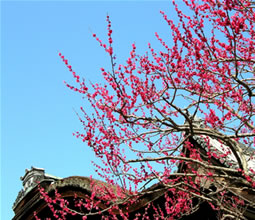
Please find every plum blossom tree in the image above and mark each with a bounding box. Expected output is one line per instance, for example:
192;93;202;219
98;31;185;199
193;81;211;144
42;0;255;219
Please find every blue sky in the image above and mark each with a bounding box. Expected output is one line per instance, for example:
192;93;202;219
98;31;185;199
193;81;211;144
1;1;182;219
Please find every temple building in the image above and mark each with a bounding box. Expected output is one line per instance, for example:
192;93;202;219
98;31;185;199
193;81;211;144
12;134;255;219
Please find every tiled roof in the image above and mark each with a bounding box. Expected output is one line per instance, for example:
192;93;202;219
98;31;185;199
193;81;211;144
193;135;255;174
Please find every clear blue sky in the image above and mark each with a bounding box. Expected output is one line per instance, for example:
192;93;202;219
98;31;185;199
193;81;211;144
1;1;182;219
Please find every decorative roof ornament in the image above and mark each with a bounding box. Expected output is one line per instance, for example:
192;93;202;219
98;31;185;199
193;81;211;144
184;111;205;128
192;115;205;128
21;167;45;193
12;166;60;210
